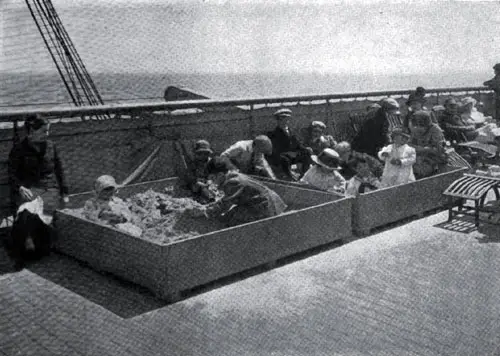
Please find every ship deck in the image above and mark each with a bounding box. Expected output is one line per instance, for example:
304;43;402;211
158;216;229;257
1;211;500;356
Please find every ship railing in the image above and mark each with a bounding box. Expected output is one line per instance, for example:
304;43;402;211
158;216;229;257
0;86;495;229
0;86;493;122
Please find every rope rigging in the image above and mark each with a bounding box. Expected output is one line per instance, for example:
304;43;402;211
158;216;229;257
24;0;109;120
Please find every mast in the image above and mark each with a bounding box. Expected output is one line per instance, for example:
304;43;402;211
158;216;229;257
25;0;108;120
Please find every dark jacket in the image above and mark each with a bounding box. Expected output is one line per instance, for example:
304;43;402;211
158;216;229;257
351;108;391;157
266;127;308;165
484;75;500;93
8;138;68;198
340;150;384;180
206;172;287;226
440;111;477;142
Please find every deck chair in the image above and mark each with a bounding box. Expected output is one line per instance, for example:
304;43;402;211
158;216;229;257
386;113;404;131
348;112;368;141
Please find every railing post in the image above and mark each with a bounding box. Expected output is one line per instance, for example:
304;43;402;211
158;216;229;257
249;104;256;138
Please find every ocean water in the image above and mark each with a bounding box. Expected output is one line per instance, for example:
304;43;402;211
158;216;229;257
0;70;492;108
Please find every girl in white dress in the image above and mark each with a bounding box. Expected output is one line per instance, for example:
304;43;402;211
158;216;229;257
378;128;416;188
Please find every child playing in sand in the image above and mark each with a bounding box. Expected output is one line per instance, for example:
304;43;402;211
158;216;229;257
378;128;416;188
345;157;382;197
181;140;218;203
83;175;142;236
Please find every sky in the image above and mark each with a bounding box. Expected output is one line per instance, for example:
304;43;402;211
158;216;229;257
1;0;500;76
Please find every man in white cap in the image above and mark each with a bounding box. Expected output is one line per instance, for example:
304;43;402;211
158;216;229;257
267;108;312;180
220;135;276;179
351;97;402;157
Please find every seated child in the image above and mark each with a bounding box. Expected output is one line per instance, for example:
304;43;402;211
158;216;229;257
83;175;142;236
188;157;287;227
345;157;382;197
300;148;346;194
182;140;217;203
378;128;416;188
303;121;337;155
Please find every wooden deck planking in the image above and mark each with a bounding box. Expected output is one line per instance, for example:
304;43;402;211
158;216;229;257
0;271;186;356
2;211;500;355
130;213;500;356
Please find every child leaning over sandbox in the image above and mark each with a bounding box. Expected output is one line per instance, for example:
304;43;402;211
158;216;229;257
186;157;287;227
82;175;142;237
378;128;416;188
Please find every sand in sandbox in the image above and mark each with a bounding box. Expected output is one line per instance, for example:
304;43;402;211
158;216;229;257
64;189;227;244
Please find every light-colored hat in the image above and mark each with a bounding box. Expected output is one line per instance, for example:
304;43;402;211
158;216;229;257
95;175;119;195
311;148;342;170
273;108;292;118
381;98;401;115
381;98;400;109
461;97;477;106
194;139;213;154
367;103;382;111
310;121;327;130
253;135;273;155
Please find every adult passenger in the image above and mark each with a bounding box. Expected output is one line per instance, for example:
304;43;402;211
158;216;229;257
483;63;500;122
8;114;69;217
408;111;447;179
351;97;402;157
440;98;477;143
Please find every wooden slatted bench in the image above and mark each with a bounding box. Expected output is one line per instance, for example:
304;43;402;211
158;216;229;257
443;173;500;226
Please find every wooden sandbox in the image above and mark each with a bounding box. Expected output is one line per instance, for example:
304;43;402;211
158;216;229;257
351;167;467;236
54;177;352;301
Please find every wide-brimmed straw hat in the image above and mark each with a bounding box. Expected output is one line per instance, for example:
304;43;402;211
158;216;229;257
311;148;342;170
273;108;292;118
194;139;213;154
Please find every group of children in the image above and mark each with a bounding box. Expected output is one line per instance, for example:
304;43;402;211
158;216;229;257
175;107;423;201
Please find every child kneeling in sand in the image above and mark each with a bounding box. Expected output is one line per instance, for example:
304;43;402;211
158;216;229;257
187;157;287;227
300;148;346;194
345;157;382;197
378;128;416;188
83;175;142;236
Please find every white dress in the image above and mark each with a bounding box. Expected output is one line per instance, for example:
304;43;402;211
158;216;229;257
378;144;416;188
300;165;346;194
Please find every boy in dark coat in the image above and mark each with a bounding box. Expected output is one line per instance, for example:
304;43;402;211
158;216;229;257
266;108;312;180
